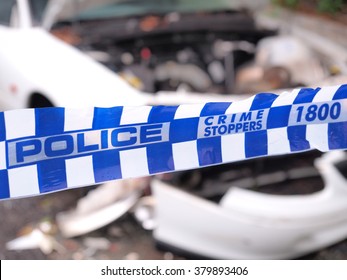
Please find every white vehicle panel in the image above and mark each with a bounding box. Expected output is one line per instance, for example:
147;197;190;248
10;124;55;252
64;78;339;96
0;25;146;109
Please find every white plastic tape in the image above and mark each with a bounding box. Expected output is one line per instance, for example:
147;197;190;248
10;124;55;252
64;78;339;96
1;85;347;199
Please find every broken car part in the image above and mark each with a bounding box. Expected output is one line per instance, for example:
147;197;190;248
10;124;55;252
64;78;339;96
6;224;64;255
153;151;347;259
57;178;147;237
235;36;327;93
133;196;157;231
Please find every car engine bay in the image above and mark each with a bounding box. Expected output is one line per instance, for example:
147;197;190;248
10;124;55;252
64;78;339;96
52;10;276;94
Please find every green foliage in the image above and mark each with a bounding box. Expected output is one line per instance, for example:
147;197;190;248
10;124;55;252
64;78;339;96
271;0;299;8
285;0;299;8
272;0;347;13
317;0;345;13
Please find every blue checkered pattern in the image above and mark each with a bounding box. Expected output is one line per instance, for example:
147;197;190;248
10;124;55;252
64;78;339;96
0;85;346;199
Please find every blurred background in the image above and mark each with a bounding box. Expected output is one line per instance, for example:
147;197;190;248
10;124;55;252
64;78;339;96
0;0;347;259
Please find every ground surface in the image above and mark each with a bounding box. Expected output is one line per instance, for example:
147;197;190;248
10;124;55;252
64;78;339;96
0;187;182;260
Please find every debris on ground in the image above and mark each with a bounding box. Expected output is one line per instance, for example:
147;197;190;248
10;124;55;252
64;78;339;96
6;223;64;255
56;178;149;238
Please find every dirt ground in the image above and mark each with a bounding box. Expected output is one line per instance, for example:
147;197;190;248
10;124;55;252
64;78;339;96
0;187;182;260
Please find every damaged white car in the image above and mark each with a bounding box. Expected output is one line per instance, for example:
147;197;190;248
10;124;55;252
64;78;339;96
1;0;324;110
2;0;347;260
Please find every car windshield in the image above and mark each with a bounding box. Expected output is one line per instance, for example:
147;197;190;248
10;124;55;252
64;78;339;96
30;0;265;28
72;0;250;20
30;0;49;23
0;0;15;26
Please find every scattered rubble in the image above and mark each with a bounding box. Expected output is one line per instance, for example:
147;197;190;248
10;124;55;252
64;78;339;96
56;178;148;238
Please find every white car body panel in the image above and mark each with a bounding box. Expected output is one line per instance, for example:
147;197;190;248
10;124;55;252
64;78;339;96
153;151;347;259
0;25;147;109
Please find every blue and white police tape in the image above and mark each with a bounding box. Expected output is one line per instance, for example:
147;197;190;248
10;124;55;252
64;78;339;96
0;84;347;200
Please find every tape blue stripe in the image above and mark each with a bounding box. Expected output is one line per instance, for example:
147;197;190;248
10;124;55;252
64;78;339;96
147;142;174;174
245;130;268;158
92;107;123;129
92;150;122;183
328;122;347;150
148;106;178;123
0;170;9;199
287;87;320;152
35;107;65;136
293;87;320;104
326;85;347;150
250;93;277;110
198;102;230;167
37;159;67;193
0;112;6;141
170;118;199;143
197;137;222;166
288;125;310;152
247;93;276;158
267;106;291;129
200;102;231;116
332;84;347;100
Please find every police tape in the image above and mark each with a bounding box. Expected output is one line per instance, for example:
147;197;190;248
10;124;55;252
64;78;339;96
0;84;347;200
